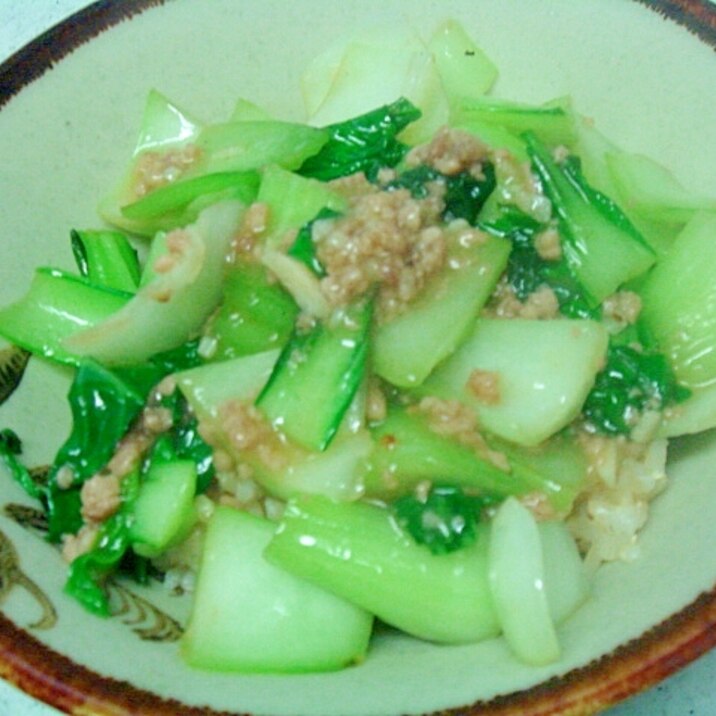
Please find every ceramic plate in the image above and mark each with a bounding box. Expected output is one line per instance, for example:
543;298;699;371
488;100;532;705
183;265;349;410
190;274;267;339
0;1;715;714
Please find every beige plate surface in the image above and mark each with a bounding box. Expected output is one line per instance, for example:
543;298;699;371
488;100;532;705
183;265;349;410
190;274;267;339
0;1;715;714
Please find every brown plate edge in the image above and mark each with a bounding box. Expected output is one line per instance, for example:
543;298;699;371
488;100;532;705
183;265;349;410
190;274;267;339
0;0;715;714
458;586;716;716
0;0;713;111
0;583;713;716
0;0;167;109
633;0;716;47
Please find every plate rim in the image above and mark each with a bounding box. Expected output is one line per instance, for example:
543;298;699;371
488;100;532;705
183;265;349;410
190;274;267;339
0;585;714;715
0;1;715;714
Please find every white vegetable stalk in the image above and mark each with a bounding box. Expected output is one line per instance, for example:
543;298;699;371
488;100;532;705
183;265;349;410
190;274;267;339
64;201;243;365
488;497;560;666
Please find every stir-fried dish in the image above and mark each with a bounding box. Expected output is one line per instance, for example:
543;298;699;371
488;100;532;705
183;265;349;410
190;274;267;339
1;20;716;673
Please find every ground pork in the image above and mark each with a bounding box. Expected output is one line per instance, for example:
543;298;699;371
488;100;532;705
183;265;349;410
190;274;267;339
534;228;562;261
466;369;501;405
602;290;643;331
133;144;202;198
365;379;388;422
313;183;447;321
210;399;289;474
61;525;99;564
80;474;121;522
61;395;176;562
231;202;270;257
486;278;560;320
411;396;510;472
405;126;489;176
152;230;192;276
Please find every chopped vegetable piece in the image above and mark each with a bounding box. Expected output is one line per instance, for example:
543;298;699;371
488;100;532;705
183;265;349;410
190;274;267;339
539;521;590;624
638;212;716;388
182;507;373;672
301;29;443;143
452;96;577;148
202;262;299;361
392;484;498;555
257;300;372;451
257;164;346;246
247;430;370;503
64;201;243;366
195;121;329;174
494;434;587;515
373;232;510;387
132;89;203;156
265;495;500;644
98;90;204;235
420;318;609;446
583;344;690;435
428;19;498;102
0;268;131;366
526;132;656;306
361;407;574;509
606;151;716;224
119;171;259;233
45;360;145;541
130;459;198;557
488;497;559;666
71;229;141;293
299;98;421;181
176;350;280;423
658;381;716;438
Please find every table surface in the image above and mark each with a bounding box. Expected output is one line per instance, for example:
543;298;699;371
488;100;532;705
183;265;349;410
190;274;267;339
0;1;715;714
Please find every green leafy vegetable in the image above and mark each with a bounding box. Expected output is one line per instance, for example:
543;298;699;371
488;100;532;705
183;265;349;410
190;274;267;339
64;469;140;616
63;385;213;614
0;268;132;366
120;171;259;222
287;207;339;277
442;166;497;224
387;163;496;226
45;361;145;541
451;95;576;148
151;338;204;374
0;428;42;499
70;229;141;293
391;485;499;555
525;132;655;306
202;262;299;361
582;344;691;435
561;157;651;247
481;210;597;319
110;339;204;401
155;388;215;493
298;98;421;181
257;299;373;451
